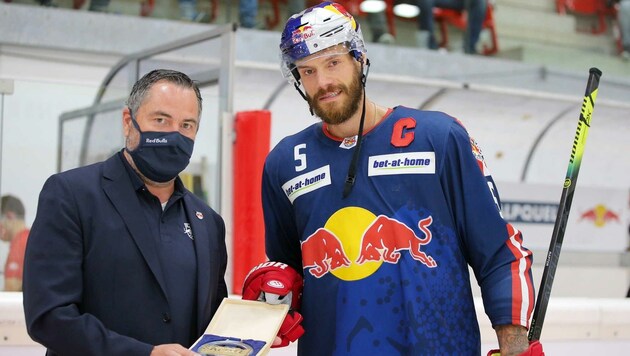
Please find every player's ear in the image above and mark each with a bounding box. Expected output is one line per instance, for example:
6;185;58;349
360;53;368;65
352;52;366;65
122;107;133;136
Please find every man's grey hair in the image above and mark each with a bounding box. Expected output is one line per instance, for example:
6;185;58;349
126;69;203;117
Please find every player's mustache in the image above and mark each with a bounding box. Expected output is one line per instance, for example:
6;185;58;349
314;84;347;101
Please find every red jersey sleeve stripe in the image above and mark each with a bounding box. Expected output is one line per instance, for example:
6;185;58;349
506;223;534;327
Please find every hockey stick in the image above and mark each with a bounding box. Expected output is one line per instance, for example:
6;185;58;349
528;67;602;342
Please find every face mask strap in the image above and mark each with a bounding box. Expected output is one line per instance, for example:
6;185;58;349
128;109;144;133
124;109;145;155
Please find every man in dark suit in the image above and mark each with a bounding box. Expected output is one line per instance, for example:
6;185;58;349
23;69;228;356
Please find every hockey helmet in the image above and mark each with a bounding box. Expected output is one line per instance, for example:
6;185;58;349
279;1;367;84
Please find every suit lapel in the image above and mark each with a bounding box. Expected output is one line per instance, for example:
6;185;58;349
101;155;168;299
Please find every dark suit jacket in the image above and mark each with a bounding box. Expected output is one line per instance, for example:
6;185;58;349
23;153;228;356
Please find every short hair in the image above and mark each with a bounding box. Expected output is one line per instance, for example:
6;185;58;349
1;195;25;219
126;69;203;117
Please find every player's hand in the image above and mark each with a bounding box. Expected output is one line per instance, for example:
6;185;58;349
272;309;304;347
242;261;305;347
150;344;201;356
487;340;545;356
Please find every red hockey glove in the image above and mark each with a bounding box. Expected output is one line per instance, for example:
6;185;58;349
273;310;304;347
242;261;304;347
487;340;545;356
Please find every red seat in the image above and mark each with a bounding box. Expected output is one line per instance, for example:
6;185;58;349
140;0;154;17
433;1;498;55
264;0;286;29
272;0;396;36
386;0;498;55
556;0;618;34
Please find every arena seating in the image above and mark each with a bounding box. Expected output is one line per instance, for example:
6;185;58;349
556;0;618;34
382;0;498;55
432;1;499;55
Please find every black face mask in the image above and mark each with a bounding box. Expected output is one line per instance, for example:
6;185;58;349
125;113;194;183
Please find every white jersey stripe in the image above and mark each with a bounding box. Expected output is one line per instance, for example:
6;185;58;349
509;226;532;326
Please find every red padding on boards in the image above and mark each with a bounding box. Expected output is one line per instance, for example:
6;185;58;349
232;110;271;294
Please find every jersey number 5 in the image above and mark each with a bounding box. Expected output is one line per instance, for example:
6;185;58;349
294;143;307;172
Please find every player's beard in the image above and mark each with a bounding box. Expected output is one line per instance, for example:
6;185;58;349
306;66;363;126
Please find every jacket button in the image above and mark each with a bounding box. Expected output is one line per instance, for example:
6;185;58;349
162;313;171;323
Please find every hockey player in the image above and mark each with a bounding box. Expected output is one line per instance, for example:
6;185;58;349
242;2;544;355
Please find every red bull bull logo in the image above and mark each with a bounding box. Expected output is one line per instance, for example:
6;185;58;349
356;215;436;267
578;204;620;227
301;207;437;281
292;25;314;44
301;228;351;278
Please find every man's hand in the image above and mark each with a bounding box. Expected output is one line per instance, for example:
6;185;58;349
488;325;544;356
151;344;200;356
495;325;529;356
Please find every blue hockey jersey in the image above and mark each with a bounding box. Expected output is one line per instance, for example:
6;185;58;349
262;106;534;355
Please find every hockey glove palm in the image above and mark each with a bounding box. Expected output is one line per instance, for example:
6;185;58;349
242;261;304;347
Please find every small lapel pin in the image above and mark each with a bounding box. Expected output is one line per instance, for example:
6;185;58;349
196;211;204;220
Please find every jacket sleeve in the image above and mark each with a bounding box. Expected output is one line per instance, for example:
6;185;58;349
440;120;535;328
211;211;229;317
22;174;153;356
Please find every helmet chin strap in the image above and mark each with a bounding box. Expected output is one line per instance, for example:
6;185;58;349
342;59;370;199
293;82;314;116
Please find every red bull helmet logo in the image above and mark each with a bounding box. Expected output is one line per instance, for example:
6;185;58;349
301;207;437;281
291;25;314;44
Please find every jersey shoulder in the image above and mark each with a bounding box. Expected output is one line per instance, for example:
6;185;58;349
388;106;467;140
391;105;460;125
264;122;323;170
